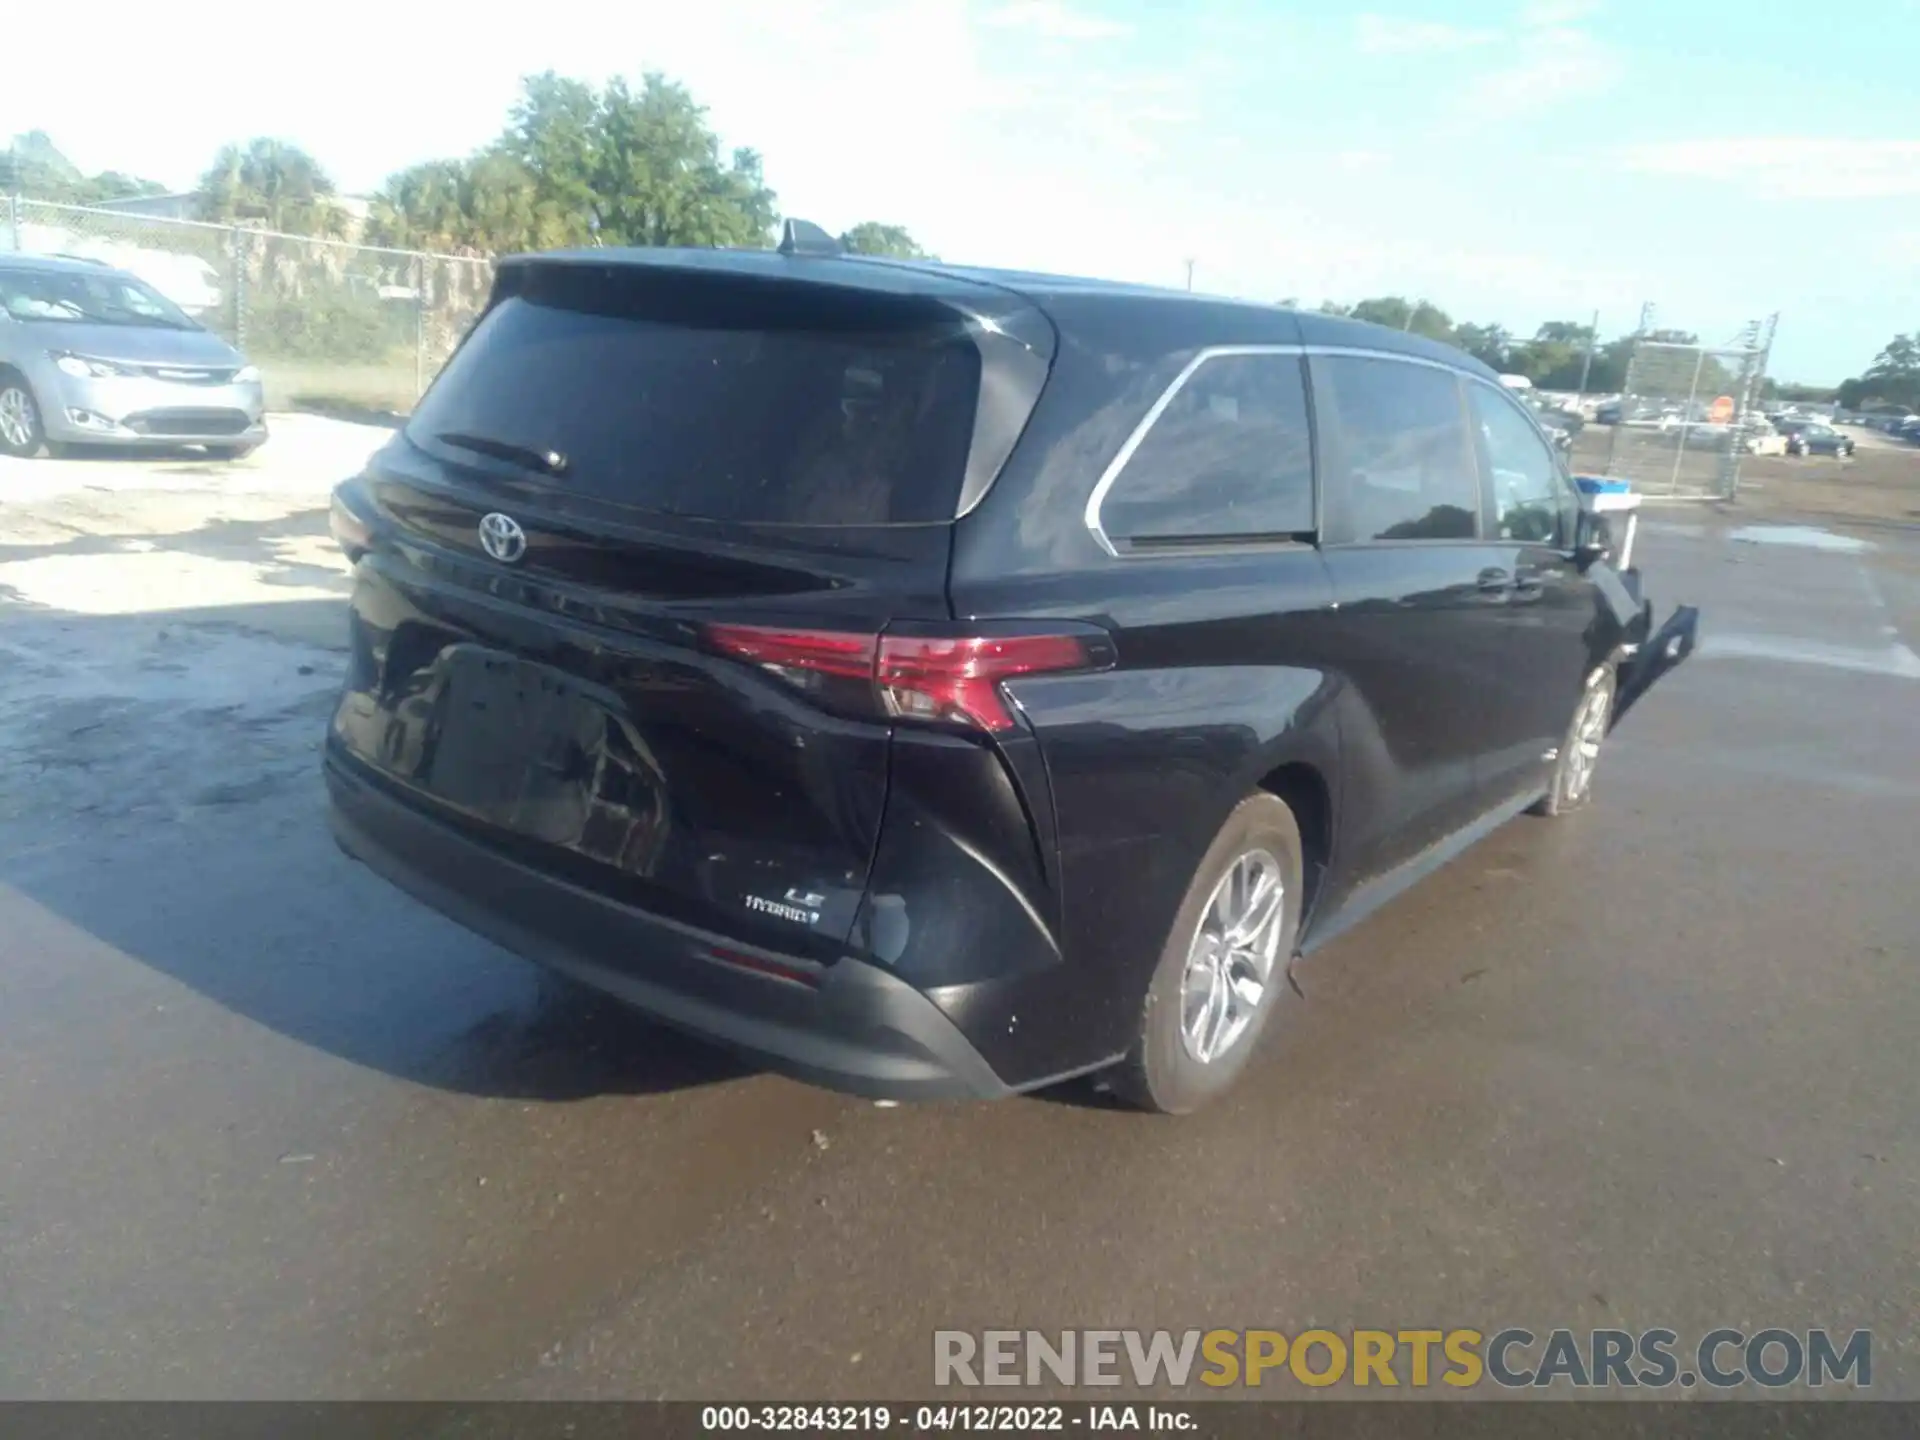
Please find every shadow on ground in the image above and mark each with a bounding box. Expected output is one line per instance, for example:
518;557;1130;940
33;442;253;465
0;505;348;596
2;592;753;1106
288;396;407;429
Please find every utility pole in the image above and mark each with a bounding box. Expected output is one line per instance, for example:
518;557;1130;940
1727;312;1780;504
1575;307;1600;400
1183;258;1195;292
1754;312;1780;399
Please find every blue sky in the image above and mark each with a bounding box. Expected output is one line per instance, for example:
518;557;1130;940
8;0;1918;381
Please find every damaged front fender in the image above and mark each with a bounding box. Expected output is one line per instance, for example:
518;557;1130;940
1584;559;1700;728
1613;604;1700;727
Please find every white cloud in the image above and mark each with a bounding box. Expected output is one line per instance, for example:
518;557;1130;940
1616;138;1920;200
1355;6;1621;116
1519;0;1601;25
977;0;1131;40
1354;14;1498;53
1461;25;1624;116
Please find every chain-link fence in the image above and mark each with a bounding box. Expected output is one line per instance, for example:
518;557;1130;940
1596;335;1766;500
4;196;493;415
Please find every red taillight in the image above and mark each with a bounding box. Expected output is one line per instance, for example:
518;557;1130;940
701;624;877;679
874;633;1090;731
703;624;1096;733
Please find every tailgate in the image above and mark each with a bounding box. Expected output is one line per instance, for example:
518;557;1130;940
330;492;952;955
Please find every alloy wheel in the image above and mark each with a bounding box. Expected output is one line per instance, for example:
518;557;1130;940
1179;848;1286;1065
1563;677;1613;803
0;386;36;450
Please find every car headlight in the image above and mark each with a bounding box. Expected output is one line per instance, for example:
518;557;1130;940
233;364;261;384
53;353;136;380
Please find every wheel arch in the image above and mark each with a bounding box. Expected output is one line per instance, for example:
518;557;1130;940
1255;759;1334;940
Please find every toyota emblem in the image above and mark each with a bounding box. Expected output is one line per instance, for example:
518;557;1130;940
478;512;527;564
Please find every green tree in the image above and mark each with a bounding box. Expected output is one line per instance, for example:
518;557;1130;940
1761;380;1838;404
82;171;167;203
1;131;165;203
1585;337;1635;394
1504;321;1596;389
1453;322;1512;370
840;222;932;259
461;152;572;254
499;72;603;241
1346;296;1454;342
590;75;776;247
0;130;82;197
198;139;345;235
1860;333;1920;408
366;159;472;251
385;71;778;254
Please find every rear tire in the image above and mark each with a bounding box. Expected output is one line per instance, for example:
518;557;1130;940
1112;794;1304;1115
0;374;46;458
1532;666;1616;818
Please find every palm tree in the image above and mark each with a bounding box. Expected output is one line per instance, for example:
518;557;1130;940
198;139;344;237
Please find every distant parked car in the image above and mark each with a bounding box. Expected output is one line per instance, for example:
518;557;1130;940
1525;396;1582;451
1786;423;1855;458
0;253;266;460
1737;415;1788;455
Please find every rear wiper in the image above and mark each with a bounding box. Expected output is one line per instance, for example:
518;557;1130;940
430;430;570;476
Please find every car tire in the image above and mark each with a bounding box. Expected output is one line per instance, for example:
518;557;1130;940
1111;793;1304;1115
1531;666;1617;818
0;373;46;458
203;442;261;461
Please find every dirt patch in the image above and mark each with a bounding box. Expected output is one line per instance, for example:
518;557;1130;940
1572;427;1920;531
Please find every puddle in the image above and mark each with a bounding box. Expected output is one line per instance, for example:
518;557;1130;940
1728;525;1873;554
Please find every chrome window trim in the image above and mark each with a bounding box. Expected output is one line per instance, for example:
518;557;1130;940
1084;342;1491;559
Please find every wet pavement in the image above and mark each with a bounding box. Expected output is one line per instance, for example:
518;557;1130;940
1;511;1916;1399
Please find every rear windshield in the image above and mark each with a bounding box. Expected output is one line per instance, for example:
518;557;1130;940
406;272;984;525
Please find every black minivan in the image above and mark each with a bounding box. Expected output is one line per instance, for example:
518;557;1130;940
325;228;1697;1113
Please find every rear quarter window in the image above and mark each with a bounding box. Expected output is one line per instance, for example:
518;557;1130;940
406;280;984;526
1098;351;1315;545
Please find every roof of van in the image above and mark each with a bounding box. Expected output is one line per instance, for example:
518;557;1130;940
501;245;1502;382
0;251;129;276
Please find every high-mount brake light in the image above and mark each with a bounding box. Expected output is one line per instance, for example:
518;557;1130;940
703;624;1094;733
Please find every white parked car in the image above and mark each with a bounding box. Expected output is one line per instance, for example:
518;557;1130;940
15;223;223;317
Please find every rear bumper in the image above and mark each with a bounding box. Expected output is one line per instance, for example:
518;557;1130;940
324;749;1012;1101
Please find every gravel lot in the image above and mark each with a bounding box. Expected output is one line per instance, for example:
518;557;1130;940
3;420;1917;1401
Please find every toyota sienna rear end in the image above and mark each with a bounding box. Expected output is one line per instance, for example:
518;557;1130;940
323;245;1088;1099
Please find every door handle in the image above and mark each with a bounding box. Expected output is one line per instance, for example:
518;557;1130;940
1476;567;1513;595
